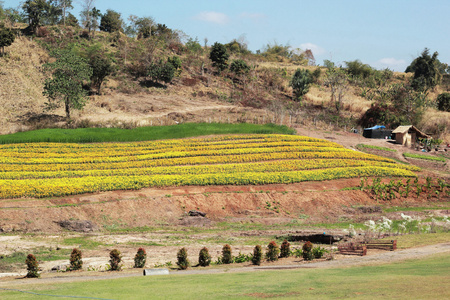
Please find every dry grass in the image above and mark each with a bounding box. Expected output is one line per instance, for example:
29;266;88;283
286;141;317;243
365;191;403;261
0;36;49;134
420;108;450;142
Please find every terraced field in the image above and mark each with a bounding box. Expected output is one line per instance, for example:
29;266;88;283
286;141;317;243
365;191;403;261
0;134;420;199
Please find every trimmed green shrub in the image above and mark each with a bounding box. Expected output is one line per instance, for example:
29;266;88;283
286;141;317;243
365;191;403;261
266;241;280;261
25;254;40;278
109;249;122;271
252;245;263;265
280;240;291;258
134;248;147;268
70;248;83;271
198;247;211;267
222;244;233;264
290;68;312;100
312;246;328;259
302;241;314;261
177;247;190;270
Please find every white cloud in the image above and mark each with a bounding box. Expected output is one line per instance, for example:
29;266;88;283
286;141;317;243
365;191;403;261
193;11;230;25
299;43;326;56
376;58;407;71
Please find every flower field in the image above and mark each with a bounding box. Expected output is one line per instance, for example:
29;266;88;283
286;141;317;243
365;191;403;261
0;134;419;199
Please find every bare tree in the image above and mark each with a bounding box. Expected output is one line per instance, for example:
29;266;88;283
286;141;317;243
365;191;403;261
325;68;348;112
57;0;72;26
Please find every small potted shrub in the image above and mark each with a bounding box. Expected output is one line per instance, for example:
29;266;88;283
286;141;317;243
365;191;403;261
25;254;40;278
302;241;314;261
109;249;122;271
198;247;212;267
266;241;280;261
134;248;147;268
222;244;233;264
177;247;190;270
252;245;262;265
70;248;83;271
280;240;291;258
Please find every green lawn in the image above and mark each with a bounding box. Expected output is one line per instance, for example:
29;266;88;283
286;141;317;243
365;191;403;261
1;253;449;299
403;152;447;162
0;123;295;144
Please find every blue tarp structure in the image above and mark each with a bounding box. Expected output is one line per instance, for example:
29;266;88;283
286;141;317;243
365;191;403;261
363;125;392;139
365;125;386;130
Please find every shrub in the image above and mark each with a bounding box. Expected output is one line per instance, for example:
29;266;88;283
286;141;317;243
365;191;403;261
437;93;450;112
266;241;280;261
302;241;314;261
209;42;229;72
230;59;250;76
177;247;190;270
134;248;147;268
70;248;83;271
280;240;291;258
25;254;40;278
312;246;328;259
290;69;312;100
109;249;122;271
198;247;211;267
222;244;233;264
252;245;262;265
233;252;252;263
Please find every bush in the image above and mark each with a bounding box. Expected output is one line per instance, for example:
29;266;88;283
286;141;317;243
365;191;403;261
302;241;314;261
222;244;233;264
252;245;263;265
230;59;250;76
109;249;122;271
437;93;450;112
25;254;40;278
134;248;147;268
312;246;328;259
177;247;190;270
266;241;280;261
280;240;291;258
290;69;312;100
198;247;211;267
70;248;83;271
233;252;252;263
209;42;229;72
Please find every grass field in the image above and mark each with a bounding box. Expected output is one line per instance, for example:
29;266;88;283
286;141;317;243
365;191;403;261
1;253;448;299
0;123;295;144
403;152;447;162
0;134;419;199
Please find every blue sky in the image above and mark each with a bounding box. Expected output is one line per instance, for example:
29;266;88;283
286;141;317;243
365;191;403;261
4;0;449;71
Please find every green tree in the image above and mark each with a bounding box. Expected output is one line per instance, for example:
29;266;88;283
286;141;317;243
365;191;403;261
209;42;229;72
63;12;78;27
89;54;113;94
22;0;49;33
99;9;123;33
290;68;313;100
135;16;154;39
230;59;250;76
406;48;441;91
198;247;211;267
56;0;72;26
0;24;15;55
43;49;93;119
437;93;450;112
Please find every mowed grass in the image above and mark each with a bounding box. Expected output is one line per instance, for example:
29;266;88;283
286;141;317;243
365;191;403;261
1;253;449;299
0;123;295;144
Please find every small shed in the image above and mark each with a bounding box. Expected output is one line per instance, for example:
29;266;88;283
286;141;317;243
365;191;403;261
392;125;430;148
363;125;392;139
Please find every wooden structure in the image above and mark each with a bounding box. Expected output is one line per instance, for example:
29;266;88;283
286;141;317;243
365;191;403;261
362;240;397;251
392;125;430;148
338;243;367;256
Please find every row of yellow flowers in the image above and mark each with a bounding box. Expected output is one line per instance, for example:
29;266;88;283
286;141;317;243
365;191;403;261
0;150;397;173
0;167;416;199
0;159;420;180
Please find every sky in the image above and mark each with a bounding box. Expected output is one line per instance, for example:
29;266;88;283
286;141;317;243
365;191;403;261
4;0;450;71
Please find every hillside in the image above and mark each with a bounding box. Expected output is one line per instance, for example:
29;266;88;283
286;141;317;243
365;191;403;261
0;28;449;143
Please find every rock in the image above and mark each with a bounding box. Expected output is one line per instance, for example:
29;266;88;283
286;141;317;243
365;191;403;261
143;268;169;276
56;220;99;232
51;263;70;271
188;210;206;217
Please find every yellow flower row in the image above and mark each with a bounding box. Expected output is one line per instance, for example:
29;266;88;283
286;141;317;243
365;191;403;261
0;167;416;199
0;159;419;180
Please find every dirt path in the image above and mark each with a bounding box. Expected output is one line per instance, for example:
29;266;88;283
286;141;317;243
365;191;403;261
1;242;449;287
